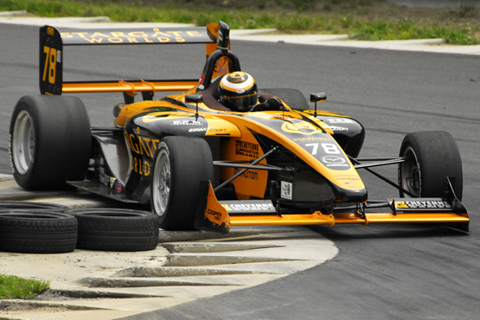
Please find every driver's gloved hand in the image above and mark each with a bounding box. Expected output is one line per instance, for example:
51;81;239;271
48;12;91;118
265;97;283;110
250;96;283;112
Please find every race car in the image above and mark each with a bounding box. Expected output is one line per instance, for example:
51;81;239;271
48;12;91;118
9;22;469;234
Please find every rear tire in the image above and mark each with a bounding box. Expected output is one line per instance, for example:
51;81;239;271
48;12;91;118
151;136;214;230
398;131;463;200
9;95;91;190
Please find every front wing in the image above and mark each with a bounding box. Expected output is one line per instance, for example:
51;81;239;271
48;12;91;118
194;181;469;235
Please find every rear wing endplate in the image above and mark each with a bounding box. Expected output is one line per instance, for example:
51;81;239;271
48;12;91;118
39;23;223;98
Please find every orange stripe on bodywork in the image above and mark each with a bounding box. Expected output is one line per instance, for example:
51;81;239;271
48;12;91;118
229;211;469;227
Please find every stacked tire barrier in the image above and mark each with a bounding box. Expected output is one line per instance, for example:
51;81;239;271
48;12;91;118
0;202;159;253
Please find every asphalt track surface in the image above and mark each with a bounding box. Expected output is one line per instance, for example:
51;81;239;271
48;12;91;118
1;22;480;319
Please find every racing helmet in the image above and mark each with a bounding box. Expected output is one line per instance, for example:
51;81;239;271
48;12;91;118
218;72;258;112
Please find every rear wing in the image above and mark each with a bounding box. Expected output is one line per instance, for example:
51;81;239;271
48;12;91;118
39;22;228;101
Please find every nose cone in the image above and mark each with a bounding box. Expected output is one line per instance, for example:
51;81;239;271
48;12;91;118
334;186;368;203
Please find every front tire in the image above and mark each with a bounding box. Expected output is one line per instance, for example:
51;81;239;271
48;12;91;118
9;95;91;190
151;136;214;230
398;131;463;200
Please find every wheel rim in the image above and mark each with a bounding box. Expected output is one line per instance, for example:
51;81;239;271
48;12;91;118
12;110;35;174
400;146;421;197
152;148;171;217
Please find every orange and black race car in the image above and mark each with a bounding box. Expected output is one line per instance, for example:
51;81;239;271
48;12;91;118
9;21;469;234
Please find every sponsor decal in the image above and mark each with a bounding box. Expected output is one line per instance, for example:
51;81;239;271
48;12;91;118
335;174;361;181
292;137;329;142
281;181;293;200
234;168;258;180
322;156;346;164
206;208;223;221
235;140;259;158
171;120;203;126
213;58;230;78
106;177;124;193
60;29;206;45
221;202;276;212
188;128;207;133
208;128;227;133
115;181;123;193
394;200;452;210
109;177;116;189
321;155;349;168
281;121;321;135
131;156;151;177
329;126;349;132
126;132;160;158
325;118;355;124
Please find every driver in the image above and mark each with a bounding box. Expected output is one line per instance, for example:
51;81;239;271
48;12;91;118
218;71;258;112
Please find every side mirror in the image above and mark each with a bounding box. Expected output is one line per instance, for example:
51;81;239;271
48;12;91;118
310;92;327;103
310;92;327;118
185;94;203;104
185;94;203;120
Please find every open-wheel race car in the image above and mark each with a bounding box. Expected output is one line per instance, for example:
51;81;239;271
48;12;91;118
9;21;469;234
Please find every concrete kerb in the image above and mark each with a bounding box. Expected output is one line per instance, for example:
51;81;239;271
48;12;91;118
0;174;338;320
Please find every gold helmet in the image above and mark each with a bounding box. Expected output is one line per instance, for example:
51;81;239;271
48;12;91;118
218;72;258;111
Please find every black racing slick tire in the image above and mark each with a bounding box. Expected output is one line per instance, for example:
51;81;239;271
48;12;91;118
151;136;214;231
9;95;91;190
260;88;310;110
0;210;77;253
398;131;463;200
70;209;159;252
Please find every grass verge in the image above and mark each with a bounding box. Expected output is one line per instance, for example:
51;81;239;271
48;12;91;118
1;0;479;44
0;274;50;299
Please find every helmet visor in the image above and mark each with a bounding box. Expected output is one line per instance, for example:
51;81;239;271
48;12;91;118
223;92;257;111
